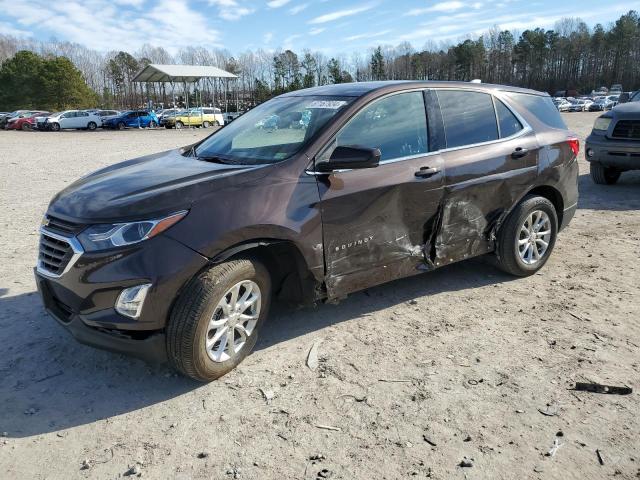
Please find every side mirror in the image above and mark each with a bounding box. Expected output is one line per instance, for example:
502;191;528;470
316;145;381;172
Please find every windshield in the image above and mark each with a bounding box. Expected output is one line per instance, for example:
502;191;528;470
631;91;640;102
194;95;354;165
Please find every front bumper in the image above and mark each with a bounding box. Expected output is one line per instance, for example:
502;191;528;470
36;273;168;362
34;233;210;362
585;134;640;170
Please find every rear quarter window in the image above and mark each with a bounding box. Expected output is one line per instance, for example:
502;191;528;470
506;93;567;130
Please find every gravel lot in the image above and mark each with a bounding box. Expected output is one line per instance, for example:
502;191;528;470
0;114;639;480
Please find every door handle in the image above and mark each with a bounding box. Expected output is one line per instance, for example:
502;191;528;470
415;166;441;178
511;147;529;159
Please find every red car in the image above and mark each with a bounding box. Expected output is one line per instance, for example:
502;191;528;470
6;111;49;130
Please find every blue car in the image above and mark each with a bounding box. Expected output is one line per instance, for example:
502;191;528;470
102;110;159;130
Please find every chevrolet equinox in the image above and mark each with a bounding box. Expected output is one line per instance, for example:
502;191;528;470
35;81;579;381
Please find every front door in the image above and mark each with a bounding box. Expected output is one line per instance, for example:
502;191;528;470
316;90;445;298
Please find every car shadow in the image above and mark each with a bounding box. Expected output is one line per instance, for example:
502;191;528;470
0;258;514;439
577;170;640;211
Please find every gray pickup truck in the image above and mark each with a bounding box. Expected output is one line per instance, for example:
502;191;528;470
586;91;640;184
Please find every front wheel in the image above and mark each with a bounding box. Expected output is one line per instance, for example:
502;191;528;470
202;121;210;128
21;123;31;131
167;258;272;382
496;195;558;276
50;122;60;132
117;122;126;130
175;121;184;129
87;121;97;131
590;162;620;185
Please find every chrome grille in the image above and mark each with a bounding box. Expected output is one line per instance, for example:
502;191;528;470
611;120;640;140
37;229;83;277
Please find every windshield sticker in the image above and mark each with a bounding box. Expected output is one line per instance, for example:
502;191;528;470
306;100;348;109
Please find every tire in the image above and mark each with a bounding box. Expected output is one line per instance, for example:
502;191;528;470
87;121;97;131
165;124;172;129
149;121;157;128
21;123;31;131
590;162;620;185
167;258;272;382
50;122;60;132
213;120;220;127
202;121;210;128
496;195;558;277
117;122;126;130
175;121;184;129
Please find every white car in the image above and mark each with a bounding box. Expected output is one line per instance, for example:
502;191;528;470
45;110;102;131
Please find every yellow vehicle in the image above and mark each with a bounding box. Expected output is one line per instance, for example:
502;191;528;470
165;107;225;129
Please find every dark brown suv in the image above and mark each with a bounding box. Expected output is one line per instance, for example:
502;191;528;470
35;81;579;381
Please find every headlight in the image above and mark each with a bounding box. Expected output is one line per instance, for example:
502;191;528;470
593;117;611;131
77;211;187;251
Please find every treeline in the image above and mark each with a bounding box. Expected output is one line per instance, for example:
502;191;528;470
0;10;638;111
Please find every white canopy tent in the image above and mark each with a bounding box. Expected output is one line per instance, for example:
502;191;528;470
132;63;238;117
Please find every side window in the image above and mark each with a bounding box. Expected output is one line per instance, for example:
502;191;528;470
80;112;89;117
204;109;213;114
495;99;523;138
437;90;498;148
505;93;567;130
333;91;428;162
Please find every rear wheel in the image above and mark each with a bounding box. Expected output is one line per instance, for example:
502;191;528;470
176;121;184;129
167;258;271;382
496;195;558;277
202;121;210;128
213;120;220;127
590;162;620;185
87;121;97;131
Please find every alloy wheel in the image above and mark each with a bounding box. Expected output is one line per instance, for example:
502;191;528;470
517;210;552;265
205;280;261;363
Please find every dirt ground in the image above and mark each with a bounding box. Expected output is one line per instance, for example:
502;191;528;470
0;113;638;480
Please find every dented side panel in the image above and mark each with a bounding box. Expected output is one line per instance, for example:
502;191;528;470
316;155;445;298
433;131;540;266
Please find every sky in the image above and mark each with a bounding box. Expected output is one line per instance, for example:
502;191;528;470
0;0;637;55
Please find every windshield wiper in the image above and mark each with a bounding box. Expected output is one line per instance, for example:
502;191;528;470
196;155;232;164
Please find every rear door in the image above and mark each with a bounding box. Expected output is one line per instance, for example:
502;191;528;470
316;90;445;297
432;89;539;266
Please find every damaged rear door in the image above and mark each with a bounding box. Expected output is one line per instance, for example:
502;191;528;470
432;89;539;266
314;90;445;298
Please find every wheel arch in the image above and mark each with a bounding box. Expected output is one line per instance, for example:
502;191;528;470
210;238;323;306
525;184;564;227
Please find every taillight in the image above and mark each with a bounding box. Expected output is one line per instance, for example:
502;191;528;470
567;137;579;157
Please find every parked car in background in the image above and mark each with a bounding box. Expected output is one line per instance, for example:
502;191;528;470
164;107;225;129
607;95;620;106
5;111;49;130
610;84;623;94
159;110;186;127
618;92;632;103
589;97;615;111
34;81;579;381
223;111;242;124
554;98;572;112
0;110;30;129
585;101;640;184
568;99;591;112
102;110;159;130
45;110;102;131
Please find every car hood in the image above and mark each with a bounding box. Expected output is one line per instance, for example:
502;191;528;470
47;149;268;223
612;102;640;117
